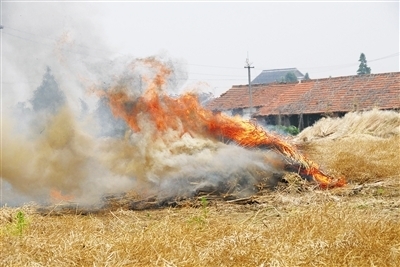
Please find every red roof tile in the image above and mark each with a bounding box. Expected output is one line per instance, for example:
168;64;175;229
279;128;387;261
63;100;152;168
206;72;400;116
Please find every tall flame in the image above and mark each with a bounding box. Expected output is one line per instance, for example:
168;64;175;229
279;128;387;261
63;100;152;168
101;58;345;188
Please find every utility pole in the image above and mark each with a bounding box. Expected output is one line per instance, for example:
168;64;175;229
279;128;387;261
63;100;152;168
244;58;254;118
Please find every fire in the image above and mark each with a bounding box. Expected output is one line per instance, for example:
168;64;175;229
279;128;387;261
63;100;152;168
50;189;74;202
101;58;345;188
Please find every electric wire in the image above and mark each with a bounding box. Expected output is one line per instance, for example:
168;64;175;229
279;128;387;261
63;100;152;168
2;25;399;86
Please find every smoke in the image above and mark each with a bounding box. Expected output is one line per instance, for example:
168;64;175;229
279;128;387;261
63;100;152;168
1;3;284;207
2;63;283;206
2;2;128;206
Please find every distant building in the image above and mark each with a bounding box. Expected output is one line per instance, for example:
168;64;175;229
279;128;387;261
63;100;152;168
252;68;305;84
207;72;400;130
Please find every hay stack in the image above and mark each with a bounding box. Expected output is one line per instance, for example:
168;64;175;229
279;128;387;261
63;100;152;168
295;108;400;142
293;109;400;184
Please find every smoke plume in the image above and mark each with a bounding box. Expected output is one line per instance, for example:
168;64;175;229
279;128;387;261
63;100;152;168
1;3;284;207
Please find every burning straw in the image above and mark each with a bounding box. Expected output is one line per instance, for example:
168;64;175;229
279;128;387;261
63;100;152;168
100;58;345;189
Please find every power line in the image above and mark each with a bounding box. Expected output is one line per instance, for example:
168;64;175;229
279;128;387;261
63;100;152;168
187;63;244;70
5;25;398;73
2;31;53;47
189;52;399;76
295;53;399;73
3;29;248;81
3;31;111;61
3;25;243;71
1;78;247;85
369;52;399;62
3;25;399;82
4;25;118;55
189;72;247;78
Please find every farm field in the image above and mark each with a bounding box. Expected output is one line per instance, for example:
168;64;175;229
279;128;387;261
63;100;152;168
1;109;399;267
1;180;399;267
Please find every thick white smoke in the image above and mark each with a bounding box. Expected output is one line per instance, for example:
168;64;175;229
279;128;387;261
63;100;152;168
1;2;284;207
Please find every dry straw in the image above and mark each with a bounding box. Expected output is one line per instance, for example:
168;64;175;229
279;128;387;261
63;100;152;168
1;195;399;267
295;109;400;184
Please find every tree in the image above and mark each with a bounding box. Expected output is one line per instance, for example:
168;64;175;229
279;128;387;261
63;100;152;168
30;66;66;113
284;72;298;82
357;53;371;75
304;73;310;80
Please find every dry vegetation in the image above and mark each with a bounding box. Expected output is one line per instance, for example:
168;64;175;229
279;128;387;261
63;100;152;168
1;109;400;267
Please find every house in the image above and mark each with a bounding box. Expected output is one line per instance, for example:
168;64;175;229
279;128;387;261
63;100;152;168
206;72;400;130
252;68;305;84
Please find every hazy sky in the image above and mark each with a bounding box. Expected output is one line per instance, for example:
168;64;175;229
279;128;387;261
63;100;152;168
2;1;399;96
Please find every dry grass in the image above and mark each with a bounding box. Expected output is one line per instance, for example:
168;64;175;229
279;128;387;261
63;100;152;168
294;109;400;184
1;109;399;266
1;187;399;267
298;135;400;184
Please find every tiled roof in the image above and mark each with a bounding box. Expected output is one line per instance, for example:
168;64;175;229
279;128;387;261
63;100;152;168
207;72;400;116
252;68;304;84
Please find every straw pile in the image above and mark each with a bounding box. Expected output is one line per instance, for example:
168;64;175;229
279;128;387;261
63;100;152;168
295;108;400;141
294;109;400;184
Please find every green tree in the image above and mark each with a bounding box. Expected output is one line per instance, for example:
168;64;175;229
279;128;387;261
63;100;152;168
304;72;310;80
357;53;371;75
284;72;298;82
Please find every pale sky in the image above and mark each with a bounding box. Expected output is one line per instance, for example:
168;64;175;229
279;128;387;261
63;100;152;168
2;1;399;97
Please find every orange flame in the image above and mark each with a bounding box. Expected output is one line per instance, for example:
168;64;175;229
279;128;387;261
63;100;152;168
101;58;345;188
50;189;74;202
